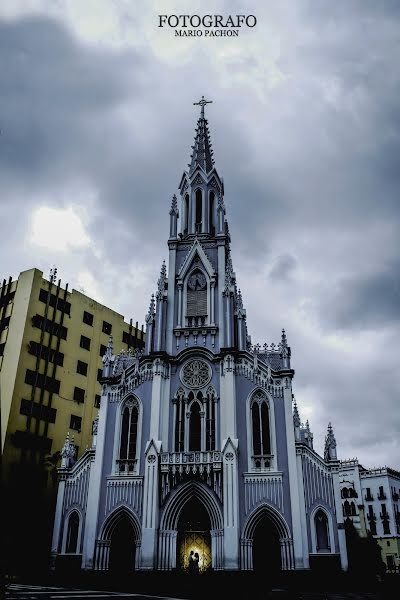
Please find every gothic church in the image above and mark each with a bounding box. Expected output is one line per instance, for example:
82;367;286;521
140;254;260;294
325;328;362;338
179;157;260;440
51;98;348;573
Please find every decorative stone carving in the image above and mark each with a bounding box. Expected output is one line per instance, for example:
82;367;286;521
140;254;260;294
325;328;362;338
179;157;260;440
180;359;212;389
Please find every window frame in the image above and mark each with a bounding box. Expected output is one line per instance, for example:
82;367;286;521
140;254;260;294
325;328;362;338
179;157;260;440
112;394;142;476
246;388;276;472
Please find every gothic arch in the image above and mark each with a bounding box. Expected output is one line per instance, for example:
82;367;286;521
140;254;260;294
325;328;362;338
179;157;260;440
310;504;335;554
62;508;83;554
112;393;143;475
99;505;141;543
160;480;223;532
245;387;277;471
242;502;291;540
241;503;294;571
95;506;141;572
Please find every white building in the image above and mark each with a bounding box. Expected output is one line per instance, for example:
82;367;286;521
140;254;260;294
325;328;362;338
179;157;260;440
51;99;348;574
340;460;400;572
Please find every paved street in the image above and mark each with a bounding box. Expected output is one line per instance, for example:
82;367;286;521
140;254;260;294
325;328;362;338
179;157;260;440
6;585;182;600
5;584;387;600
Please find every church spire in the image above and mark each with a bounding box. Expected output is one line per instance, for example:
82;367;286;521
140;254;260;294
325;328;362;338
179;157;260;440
189;96;215;175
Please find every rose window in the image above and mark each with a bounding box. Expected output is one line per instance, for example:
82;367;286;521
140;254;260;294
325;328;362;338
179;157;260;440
180;359;212;389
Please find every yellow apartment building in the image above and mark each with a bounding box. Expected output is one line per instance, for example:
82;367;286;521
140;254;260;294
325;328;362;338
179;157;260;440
0;267;144;572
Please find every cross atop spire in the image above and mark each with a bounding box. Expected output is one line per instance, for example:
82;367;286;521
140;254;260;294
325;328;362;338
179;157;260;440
188;97;215;175
193;95;213;119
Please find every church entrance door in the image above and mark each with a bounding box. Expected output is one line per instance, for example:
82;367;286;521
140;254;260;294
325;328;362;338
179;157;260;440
177;497;212;572
108;515;136;573
252;514;281;573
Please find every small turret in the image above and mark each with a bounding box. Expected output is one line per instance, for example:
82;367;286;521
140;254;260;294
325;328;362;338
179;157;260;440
102;335;114;378
61;431;76;469
169;194;179;239
324;422;337;461
145;294;156;354
279;329;291;369
293;397;301;441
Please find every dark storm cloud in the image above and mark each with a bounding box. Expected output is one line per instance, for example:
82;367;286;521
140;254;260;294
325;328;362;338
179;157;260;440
1;2;400;467
321;260;400;330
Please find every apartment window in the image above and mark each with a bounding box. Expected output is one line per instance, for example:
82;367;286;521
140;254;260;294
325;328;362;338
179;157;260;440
99;344;107;357
365;487;373;500
97;368;103;382
102;321;112;335
38;288;71;315
70;414;82;431
32;314;68;340
83;311;94;326
20;398;57;423
383;521;391;535
73;387;85;404
94;395;101;408
0;316;10;332
28;341;64;366
80;335;91;351
378;486;386;500
24;369;60;394
0;343;5;357
76;360;88;376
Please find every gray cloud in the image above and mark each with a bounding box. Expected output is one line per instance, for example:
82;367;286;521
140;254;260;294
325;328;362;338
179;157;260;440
0;3;399;468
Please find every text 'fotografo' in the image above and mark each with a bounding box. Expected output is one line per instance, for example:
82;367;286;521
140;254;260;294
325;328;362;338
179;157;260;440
158;14;257;37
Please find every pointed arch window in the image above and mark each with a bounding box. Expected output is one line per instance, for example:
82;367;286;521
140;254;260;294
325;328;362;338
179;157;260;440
209;191;215;235
189;399;201;451
195;189;202;233
174;389;185;452
315;509;330;552
118;399;138;474
66;511;80;553
251;391;272;470
184;193;189;234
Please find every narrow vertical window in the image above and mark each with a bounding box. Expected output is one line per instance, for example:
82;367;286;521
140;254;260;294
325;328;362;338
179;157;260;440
185;194;189;233
118;401;138;473
195;189;202;232
315;509;330;551
209;191;215;234
251;392;272;469
189;402;201;451
66;512;79;553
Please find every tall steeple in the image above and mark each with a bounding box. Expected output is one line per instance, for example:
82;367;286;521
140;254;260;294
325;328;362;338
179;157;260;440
178;96;224;238
188;96;215;175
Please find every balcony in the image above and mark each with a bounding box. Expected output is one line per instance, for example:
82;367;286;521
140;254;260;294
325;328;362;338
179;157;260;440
251;454;274;471
367;512;376;521
380;512;389;520
392;492;399;501
115;459;137;475
160;451;222;502
365;493;374;501
378;493;387;500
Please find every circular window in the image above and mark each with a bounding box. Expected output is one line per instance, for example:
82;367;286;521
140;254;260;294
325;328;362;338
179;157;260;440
180;359;212;389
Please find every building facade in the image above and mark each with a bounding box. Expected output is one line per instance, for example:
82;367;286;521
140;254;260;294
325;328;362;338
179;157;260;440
340;460;400;572
1;267;144;571
51;101;348;574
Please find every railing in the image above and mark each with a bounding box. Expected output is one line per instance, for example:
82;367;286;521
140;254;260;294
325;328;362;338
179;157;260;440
365;493;374;501
367;512;376;521
161;451;222;471
378;493;387;500
392;492;399;501
251;454;274;471
187;316;207;328
116;459;137;475
380;512;389;519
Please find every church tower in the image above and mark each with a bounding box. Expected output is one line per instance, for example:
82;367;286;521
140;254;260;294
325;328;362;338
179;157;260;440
145;96;246;359
50;98;348;576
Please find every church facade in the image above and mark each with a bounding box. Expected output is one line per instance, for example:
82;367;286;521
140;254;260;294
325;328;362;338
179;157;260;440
51;99;348;573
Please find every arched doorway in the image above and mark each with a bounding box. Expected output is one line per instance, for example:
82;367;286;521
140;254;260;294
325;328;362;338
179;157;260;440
252;513;281;573
108;514;136;573
177;497;212;572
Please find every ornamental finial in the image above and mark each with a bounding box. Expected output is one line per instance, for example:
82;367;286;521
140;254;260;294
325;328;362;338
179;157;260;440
193;95;213;119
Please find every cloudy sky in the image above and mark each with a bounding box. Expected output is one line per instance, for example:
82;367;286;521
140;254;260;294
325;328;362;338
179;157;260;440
1;0;399;468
